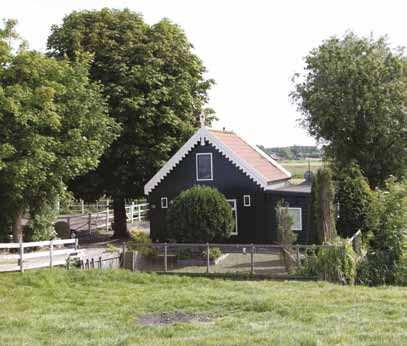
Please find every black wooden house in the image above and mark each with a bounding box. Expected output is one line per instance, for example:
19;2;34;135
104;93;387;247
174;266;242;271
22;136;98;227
144;122;311;243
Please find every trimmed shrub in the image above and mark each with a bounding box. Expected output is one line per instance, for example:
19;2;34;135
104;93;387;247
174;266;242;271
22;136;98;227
334;163;373;238
166;186;234;243
308;167;337;244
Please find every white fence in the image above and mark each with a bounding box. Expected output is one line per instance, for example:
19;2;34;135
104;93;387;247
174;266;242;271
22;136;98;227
0;239;82;272
58;203;149;234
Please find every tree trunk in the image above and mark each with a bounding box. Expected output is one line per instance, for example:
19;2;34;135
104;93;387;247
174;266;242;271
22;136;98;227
12;208;24;243
112;197;130;239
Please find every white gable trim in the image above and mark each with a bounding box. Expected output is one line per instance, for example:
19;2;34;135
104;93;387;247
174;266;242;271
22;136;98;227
144;127;290;195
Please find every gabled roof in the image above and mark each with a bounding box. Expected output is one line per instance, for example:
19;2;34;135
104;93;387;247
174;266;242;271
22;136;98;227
144;127;291;195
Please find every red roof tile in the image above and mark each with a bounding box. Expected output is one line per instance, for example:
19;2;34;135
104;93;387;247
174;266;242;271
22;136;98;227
209;129;290;183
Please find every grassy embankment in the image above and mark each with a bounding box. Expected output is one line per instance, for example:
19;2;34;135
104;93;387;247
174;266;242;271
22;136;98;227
1;269;407;346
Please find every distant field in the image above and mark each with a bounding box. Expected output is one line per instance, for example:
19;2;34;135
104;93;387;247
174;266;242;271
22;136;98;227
2;269;407;346
281;159;323;179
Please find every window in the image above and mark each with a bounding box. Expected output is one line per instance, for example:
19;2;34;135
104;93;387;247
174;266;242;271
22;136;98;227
243;195;251;207
196;153;213;181
161;197;168;209
228;199;238;235
287;208;302;231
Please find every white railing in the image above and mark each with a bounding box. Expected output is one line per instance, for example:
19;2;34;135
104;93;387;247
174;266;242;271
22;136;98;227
0;239;82;273
57;203;149;235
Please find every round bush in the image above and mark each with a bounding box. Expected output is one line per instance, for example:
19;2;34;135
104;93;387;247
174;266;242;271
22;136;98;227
166;186;234;242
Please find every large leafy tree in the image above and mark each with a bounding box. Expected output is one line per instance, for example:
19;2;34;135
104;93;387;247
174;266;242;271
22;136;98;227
0;20;119;242
292;33;407;187
47;8;214;238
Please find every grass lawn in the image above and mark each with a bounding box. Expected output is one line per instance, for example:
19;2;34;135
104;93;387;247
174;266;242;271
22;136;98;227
281;159;323;179
1;269;407;346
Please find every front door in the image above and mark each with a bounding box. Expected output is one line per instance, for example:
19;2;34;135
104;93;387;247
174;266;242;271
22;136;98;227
227;199;238;235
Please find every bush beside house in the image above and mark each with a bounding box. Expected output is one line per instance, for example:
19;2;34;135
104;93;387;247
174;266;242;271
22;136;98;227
166;186;235;243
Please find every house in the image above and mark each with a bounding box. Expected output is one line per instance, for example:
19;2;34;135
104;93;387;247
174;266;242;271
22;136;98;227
144;117;311;243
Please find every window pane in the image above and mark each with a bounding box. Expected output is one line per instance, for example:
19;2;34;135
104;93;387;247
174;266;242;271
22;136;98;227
197;154;212;180
287;208;302;231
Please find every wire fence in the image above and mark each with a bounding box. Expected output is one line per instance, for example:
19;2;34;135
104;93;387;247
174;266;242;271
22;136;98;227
123;242;337;278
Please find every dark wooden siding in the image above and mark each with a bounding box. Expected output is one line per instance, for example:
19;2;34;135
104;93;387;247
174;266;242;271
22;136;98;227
147;140;311;243
148;140;266;242
264;191;310;243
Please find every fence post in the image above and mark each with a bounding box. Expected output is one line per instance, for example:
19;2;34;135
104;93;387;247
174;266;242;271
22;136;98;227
250;244;255;275
49;240;54;268
75;238;79;251
131;202;135;223
131;251;135;272
67;217;71;233
106;207;110;231
99;256;102;269
88;213;92;239
81;200;85;214
138;204;141;222
164;242;168;273
19;242;24;273
206;243;210;274
296;246;301;268
122;242;126;269
91;258;95;269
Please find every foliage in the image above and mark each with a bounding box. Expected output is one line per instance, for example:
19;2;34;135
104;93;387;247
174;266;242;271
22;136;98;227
47;8;214;238
308;167;336;244
166;186;234;243
0;19;119;242
334;163;373;238
201;247;222;261
105;243;120;254
360;178;407;285
127;230;155;257
302;240;357;284
275;201;297;273
292;32;407;187
275;201;297;245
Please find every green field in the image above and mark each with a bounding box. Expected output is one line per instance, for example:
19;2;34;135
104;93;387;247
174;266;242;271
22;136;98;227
1;269;407;346
281;159;323;181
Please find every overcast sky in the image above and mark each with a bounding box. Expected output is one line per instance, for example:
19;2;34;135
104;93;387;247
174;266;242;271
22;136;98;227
2;0;407;147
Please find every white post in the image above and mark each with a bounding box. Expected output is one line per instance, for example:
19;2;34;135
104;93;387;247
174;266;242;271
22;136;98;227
106;207;110;231
138;204;141;222
67;217;71;232
19;242;24;273
81;200;85;214
131;202;135;223
49;240;54;268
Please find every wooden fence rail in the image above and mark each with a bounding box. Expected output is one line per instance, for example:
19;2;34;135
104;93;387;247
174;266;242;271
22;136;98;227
0;239;82;273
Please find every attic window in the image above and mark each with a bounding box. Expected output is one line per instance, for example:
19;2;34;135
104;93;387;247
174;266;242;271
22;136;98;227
287;208;302;231
196;153;213;181
161;197;168;209
243;195;251;207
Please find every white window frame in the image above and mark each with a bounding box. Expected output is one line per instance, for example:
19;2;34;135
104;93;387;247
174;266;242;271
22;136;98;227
243;195;251;207
227;199;238;236
161;197;168;209
287;207;302;231
196;153;213;181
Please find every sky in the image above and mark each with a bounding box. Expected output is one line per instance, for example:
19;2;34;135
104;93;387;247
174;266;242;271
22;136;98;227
2;0;407;147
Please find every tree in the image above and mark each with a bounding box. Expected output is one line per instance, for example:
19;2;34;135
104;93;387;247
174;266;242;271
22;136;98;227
309;167;336;244
292;32;407;187
47;8;214;238
0;20;119;242
334;163;373;238
166;186;234;242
